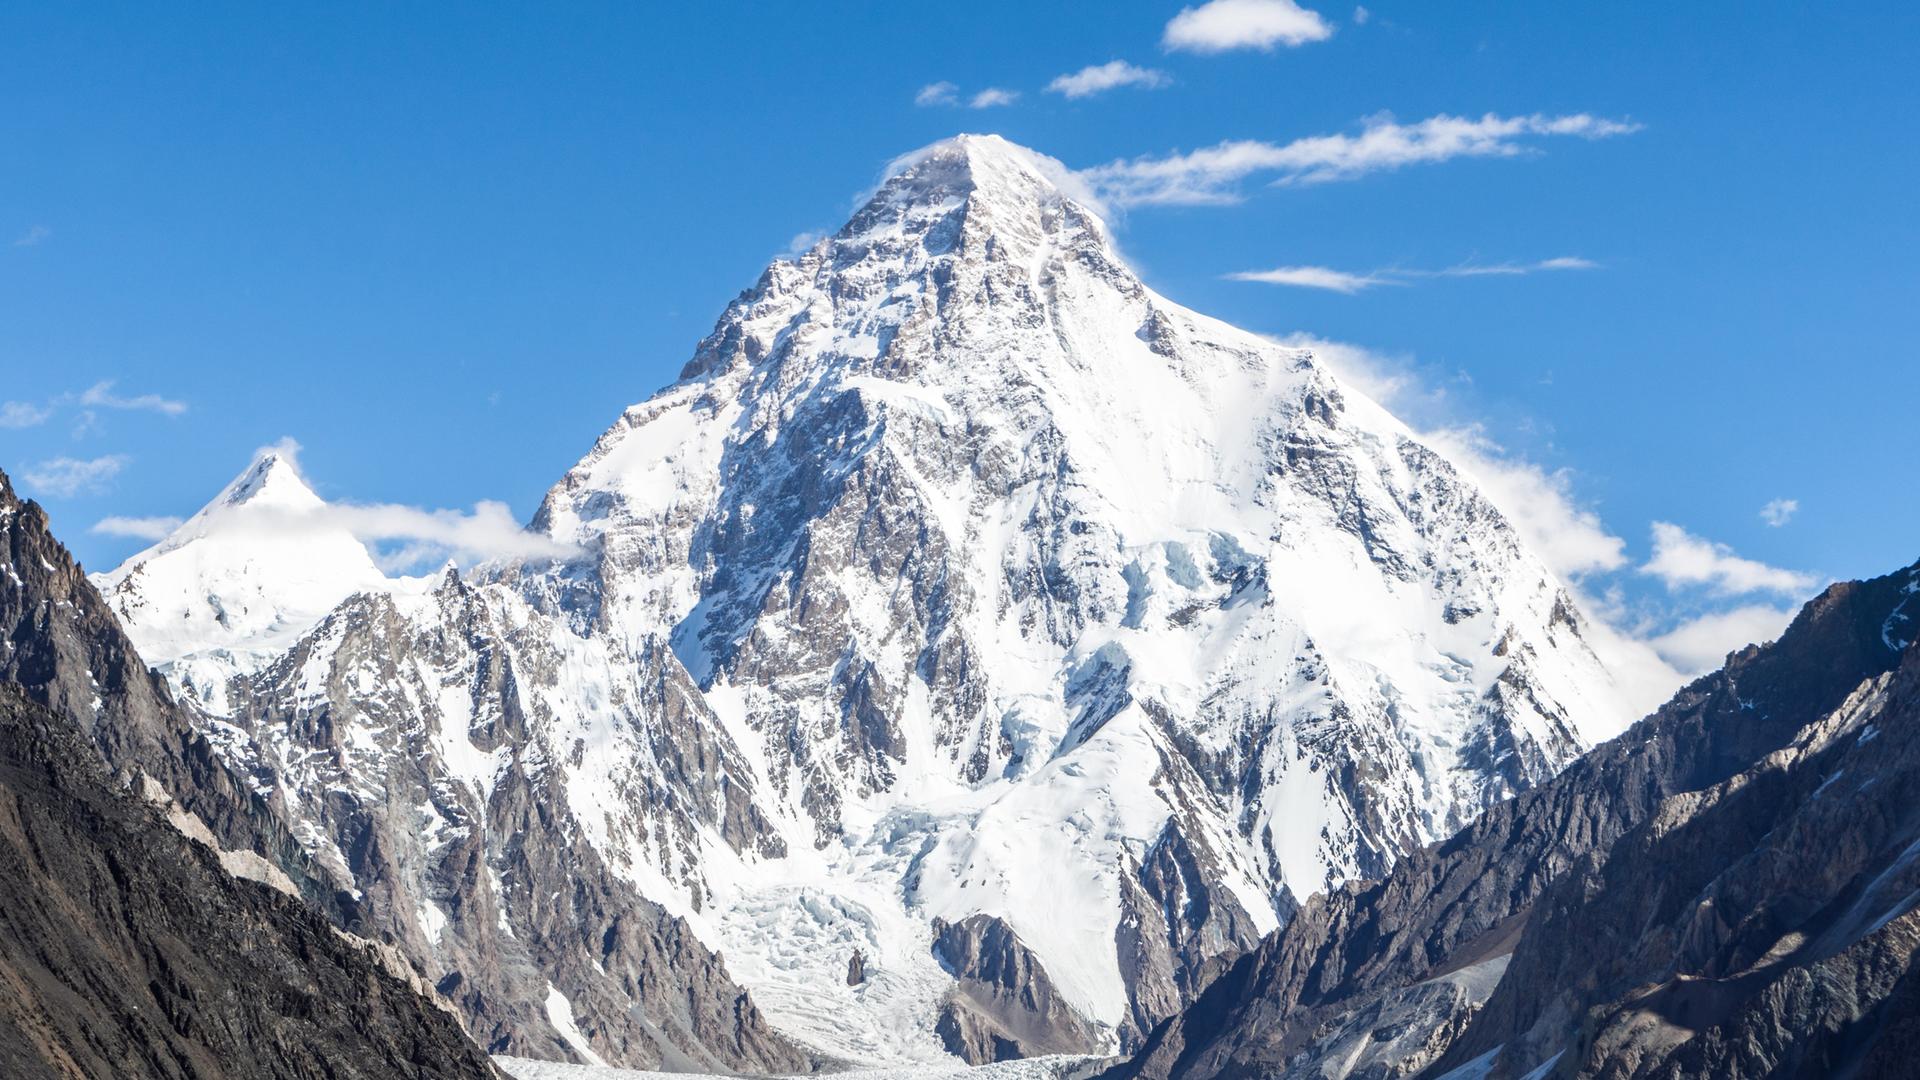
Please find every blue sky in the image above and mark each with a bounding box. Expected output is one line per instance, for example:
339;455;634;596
3;2;1916;671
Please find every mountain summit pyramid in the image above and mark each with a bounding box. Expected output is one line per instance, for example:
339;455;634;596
99;134;1659;1067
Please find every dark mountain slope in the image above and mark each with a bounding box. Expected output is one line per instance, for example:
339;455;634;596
0;467;360;927
1110;562;1920;1080
0;682;499;1079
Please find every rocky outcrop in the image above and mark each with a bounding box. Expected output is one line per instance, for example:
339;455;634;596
1108;562;1920;1080
1429;582;1920;1077
208;578;814;1072
932;916;1106;1063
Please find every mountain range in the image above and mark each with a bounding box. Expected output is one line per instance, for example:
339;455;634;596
0;133;1910;1079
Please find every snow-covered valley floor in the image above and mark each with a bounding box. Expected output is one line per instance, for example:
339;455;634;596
493;1054;1106;1080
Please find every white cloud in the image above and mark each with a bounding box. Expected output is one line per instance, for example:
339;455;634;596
225;439;575;567
1641;521;1816;596
22;455;129;497
915;81;959;107
0;401;52;428
1423;427;1632;580
1352;5;1370;24
1230;255;1596;292
13;225;51;248
91;514;184;540
783;230;827;257
77;379;187;416
969;88;1020;109
1227;265;1391;293
1079;112;1642;206
1647;604;1798;675
1759;497;1799;527
322;500;577;567
1417;256;1600;277
1164;0;1333;53
1047;61;1171;99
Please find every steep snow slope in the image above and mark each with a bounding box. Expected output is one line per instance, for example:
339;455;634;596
105;135;1655;1067
510;134;1645;1047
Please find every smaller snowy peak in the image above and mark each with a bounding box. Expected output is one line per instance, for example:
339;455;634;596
212;446;324;512
94;447;392;689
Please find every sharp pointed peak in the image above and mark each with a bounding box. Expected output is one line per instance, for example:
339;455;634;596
876;133;1109;218
216;439;322;511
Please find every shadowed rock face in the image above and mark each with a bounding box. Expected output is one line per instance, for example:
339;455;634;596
933;915;1106;1063
0;469;362;928
0;469;498;1080
1107;561;1920;1080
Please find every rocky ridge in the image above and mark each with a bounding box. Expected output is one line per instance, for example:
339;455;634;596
1108;560;1920;1080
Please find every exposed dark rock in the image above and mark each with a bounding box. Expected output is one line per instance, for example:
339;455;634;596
932;914;1106;1063
849;948;868;986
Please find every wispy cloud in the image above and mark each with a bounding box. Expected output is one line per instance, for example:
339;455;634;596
1228;265;1391;293
13;225;51;248
324;501;577;568
1352;5;1370;24
916;82;1019;109
1413;256;1600;277
1641;522;1816;596
22;455;129;497
0;401;52;428
1646;604;1798;675
969;88;1019;109
914;81;959;107
1047;61;1171;99
1759;498;1799;528
1228;256;1598;292
1421;427;1632;580
1079;112;1642;206
77;380;188;416
1163;0;1333;53
91;514;184;541
783;230;828;258
1300;334;1827;709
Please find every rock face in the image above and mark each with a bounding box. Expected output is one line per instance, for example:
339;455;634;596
1108;561;1920;1080
0;469;498;1080
932;916;1106;1063
96;135;1654;1063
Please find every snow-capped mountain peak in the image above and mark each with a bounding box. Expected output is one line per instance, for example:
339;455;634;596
104;135;1649;1068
